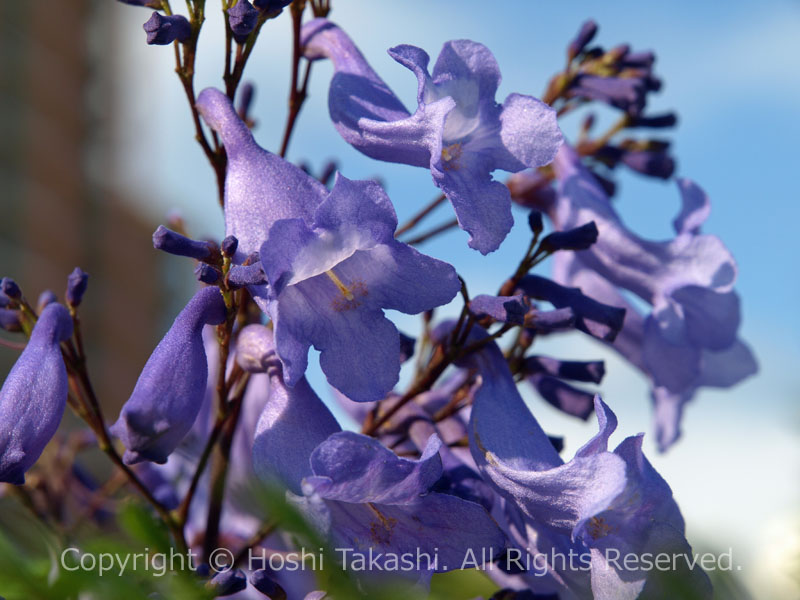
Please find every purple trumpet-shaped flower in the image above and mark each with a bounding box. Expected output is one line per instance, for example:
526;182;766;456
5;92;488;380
110;287;226;464
301;19;563;254
0;303;73;484
551;144;756;449
251;326;505;579
441;324;710;598
556;251;757;451
259;174;460;402
143;12;191;45
196;87;326;261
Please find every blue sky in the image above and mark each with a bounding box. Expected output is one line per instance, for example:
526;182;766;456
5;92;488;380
108;1;800;596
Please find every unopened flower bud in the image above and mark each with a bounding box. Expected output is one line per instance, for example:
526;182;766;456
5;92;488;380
540;222;599;252
152;225;215;260
621;150;675;179
527;210;544;235
207;569;247;596
1;278;20;300
143;12;191;45
567;19;598;61
228;0;259;43
66;267;89;307
195;263;222;285
37;290;57;313
220;235;239;258
629;112;677;129
227;262;266;287
0;309;20;332
236;82;255;122
250;570;287;600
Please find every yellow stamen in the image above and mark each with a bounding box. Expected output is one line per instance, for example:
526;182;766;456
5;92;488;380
324;270;354;301
441;142;463;166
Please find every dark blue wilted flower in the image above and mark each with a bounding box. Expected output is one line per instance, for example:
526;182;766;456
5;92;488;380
110;286;226;464
301;19;563;254
0;303;73;484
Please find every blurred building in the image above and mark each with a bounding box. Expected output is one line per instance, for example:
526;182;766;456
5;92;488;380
0;1;165;412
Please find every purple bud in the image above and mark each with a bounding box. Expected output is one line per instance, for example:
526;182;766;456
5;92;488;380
110;287;227;464
253;0;292;13
568;19;598;60
220;235;239;258
235;324;278;373
237;82;255;121
0;309;21;332
507;170;556;211
195;263;222;285
319;161;338;185
569;75;646;114
208;569;247;596
527;210;544;235
591;170;617;197
0;303;73;483
117;0;161;5
143;12;191;45
528;374;596;420
133;463;180;509
518;275;625;342
1;278;21;300
399;331;416;363
37;290;57;313
66;267;89;307
470;294;528;325
523;356;605;384
227;262;266;287
629;112;677;129
525;307;576;331
540;221;598;252
228;0;259;43
250;570;287;599
196;564;211;578
621;150;676;179
152;225;215;261
622;50;656;68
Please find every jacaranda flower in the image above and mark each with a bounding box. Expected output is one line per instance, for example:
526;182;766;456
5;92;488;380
260;174;460;402
301;19;563;254
111;286;226;464
0;303;73;484
551;144;756;449
252;325;505;580
197;87;460;402
442;324;711;598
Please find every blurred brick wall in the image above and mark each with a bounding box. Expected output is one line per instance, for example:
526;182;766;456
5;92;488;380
0;1;165;413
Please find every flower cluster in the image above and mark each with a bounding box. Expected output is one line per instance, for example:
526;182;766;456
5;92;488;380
0;7;754;600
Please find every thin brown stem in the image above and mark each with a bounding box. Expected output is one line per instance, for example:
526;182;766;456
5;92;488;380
403;218;459;246
395;194;447;237
279;0;311;157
